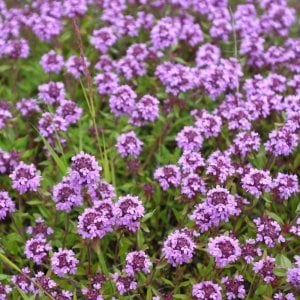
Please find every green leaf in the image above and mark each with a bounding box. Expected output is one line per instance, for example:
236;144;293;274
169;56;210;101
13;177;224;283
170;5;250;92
276;254;293;269
173;295;190;300
94;243;109;276
146;286;152;300
73;289;77;300
137;229;144;249
38;134;67;173
161;277;175;287
266;211;284;225
273;268;287;277
143;209;157;222
0;252;21;273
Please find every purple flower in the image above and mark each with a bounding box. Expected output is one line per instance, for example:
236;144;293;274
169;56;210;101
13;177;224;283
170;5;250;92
51;248;78;277
95;55;116;72
115;195;144;232
10;162;41;194
225;106;252;131
26;217;53;238
30;15;62;42
288;74;300;94
162;229;196;266
89;273;106;290
273;292;296;300
283;96;300;119
94;72;119;95
155;62;195;96
196;43;221;68
117;55;146;80
123;251;152;276
192;281;222;300
34;272;57;297
0;102;12;129
0;191;15;220
113;15;139;38
230;131;261;158
77;201;115;239
56;100;82;126
3;38;29;59
136;12;154;30
240;239;262;264
116;131;143;158
176;126;203;152
11;267;37;294
266;73;287;93
33;1;64;18
38;81;66;105
82;288;104;300
112;273;137;295
154;165;181;190
150;17;180;50
0;282;11;299
253;256;276;283
208;235;241;267
0;149;20;175
260;4;296;37
193;109;222;138
126;43;149;61
264;45;289;68
178;151;205;174
87;180;116;202
16;98;40;116
233;195;249;216
129;95;160;126
206;150;235;184
200;65;229;101
221;275;246;300
55;290;73;299
234;4;259;37
190;202;219;232
40;50;64;73
290;217;300;237
287;256;300;288
265;124;299;156
65;56;90;79
254;216;285;248
181;173;206;199
90;27;117;53
241;168;272;198
63;0;88;17
271;173;299;201
179;18;203;47
240;35;265;67
38;112;68;139
24;236;52;265
109;85;137;117
205;186;238;222
69;152;101;187
53;177;83;212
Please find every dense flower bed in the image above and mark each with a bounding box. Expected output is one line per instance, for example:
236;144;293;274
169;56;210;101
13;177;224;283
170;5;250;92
0;0;299;299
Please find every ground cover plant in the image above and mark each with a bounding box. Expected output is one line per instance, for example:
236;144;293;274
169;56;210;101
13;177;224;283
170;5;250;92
0;0;299;299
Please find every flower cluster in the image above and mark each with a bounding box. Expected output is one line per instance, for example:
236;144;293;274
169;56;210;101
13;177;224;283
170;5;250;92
10;162;41;194
208;235;241;267
50;249;78;277
162;228;196;266
0;191;15;220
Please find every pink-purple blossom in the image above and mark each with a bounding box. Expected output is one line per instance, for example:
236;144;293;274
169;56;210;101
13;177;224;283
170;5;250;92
208;235;241;267
51;248;78;277
162;229;196;266
10;162;41;194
